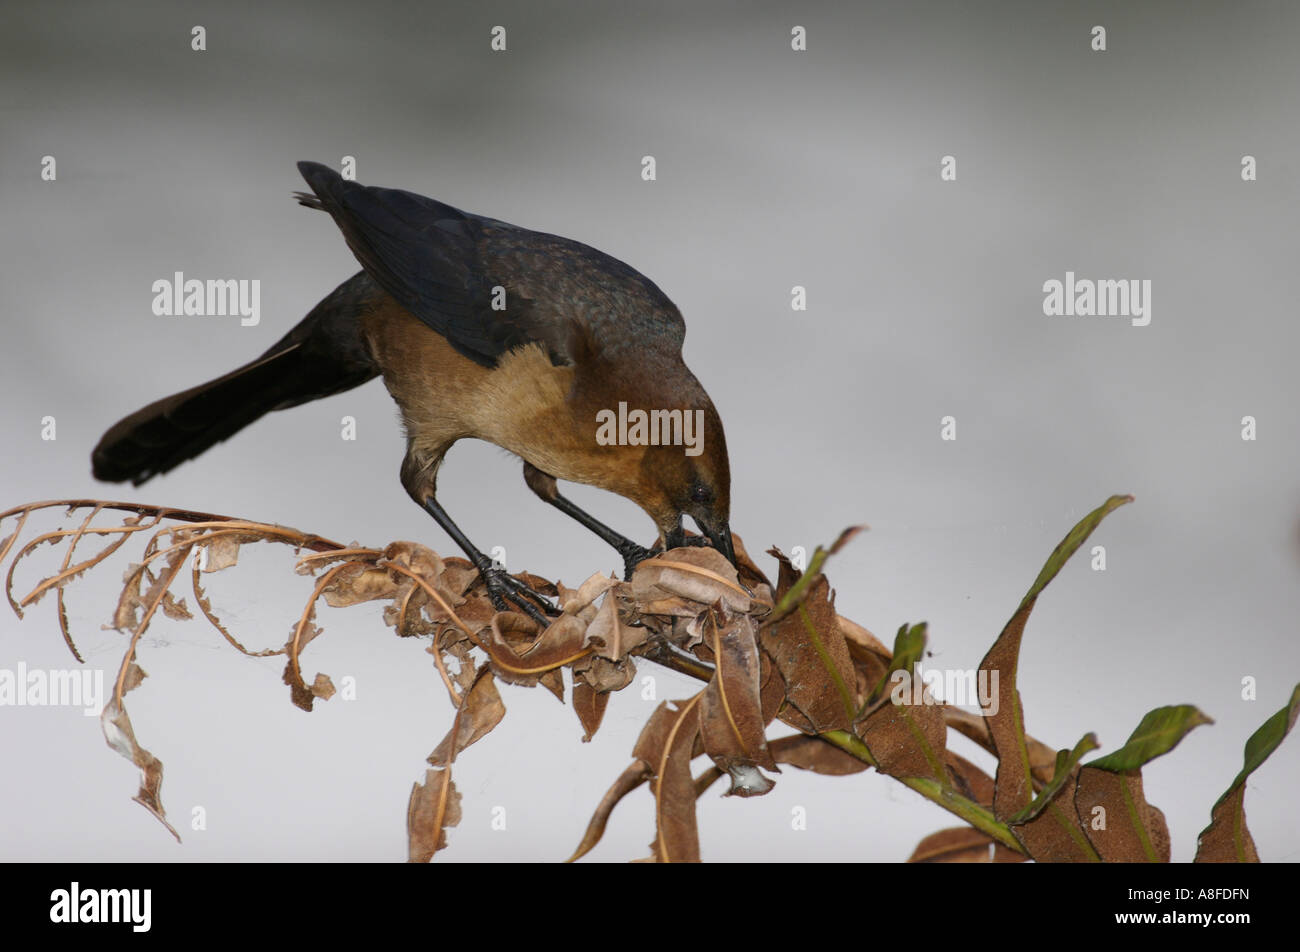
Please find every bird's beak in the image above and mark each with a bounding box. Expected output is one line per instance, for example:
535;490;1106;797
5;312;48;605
700;519;736;568
664;517;737;568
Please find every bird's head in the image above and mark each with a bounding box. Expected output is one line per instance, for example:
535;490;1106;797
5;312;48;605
634;399;735;567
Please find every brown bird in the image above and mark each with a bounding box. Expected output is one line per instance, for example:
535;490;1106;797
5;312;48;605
92;161;734;621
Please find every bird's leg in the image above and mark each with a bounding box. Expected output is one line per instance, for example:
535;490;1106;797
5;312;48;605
417;495;558;626
523;462;653;580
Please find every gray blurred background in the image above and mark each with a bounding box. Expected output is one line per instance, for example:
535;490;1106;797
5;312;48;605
2;0;1297;862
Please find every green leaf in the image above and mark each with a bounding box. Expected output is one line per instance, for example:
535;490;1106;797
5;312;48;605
1009;732;1099;824
1018;495;1133;613
889;622;926;676
979;495;1133;821
1224;684;1300;796
1087;704;1213;771
1195;684;1300;863
865;622;927;707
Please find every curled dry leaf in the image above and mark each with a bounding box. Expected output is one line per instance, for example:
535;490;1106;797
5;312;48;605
199;532;249;573
856;679;947;782
282;597;330;714
100;662;179;843
574;654;636;693
437;638;479;696
633;696;704;863
908;827;1026;863
428;666;505;767
310;673;336;701
698;606;777;795
567;762;650;863
944;750;995;806
15;495;1233;865
1011;733;1100;825
1074;767;1170;863
323;562;401;608
632;547;751;615
943;707;1058;784
485;612;590;687
759;562;856;734
572;679;609;742
769;733;869;776
586;592;649;661
729;530;775;595
407;768;462;862
558;572;619;620
1010;770;1097;862
159;590;190;620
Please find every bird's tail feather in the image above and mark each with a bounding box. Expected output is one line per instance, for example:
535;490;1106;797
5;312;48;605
91;271;382;485
92;343;311;485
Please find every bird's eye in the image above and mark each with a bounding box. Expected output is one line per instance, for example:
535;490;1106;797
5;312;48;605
690;483;711;504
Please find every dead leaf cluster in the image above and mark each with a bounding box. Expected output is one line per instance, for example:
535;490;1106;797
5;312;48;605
1;496;1294;863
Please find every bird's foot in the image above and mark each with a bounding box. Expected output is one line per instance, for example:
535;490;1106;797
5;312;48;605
622;532;722;578
618;541;658;581
476;560;559;626
676;534;713;550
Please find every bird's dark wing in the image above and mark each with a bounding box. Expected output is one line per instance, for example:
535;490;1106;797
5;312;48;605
295;161;684;369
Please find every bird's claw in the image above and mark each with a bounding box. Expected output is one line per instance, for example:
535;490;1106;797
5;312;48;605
620;534;720;579
477;561;559;626
619;542;658;581
677;535;712;549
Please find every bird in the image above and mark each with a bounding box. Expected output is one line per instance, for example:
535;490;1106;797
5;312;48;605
91;161;735;622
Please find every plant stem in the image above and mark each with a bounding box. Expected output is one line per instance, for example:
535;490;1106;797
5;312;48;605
819;729;1026;855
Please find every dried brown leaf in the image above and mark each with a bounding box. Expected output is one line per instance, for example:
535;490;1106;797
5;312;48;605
160;590;190;620
572;679;609;742
485;612;592;686
558;573;619;621
1195;787;1258;863
407;768;462;862
698;607;777;795
758;652;786;726
633;696;704;863
323;562;400;608
100;694;180;843
759;567;856;733
981;611;1035;818
730;530;773;593
310;673;336;701
566;762;650;863
1011;770;1098;862
1075;766;1170;862
586;592;649;660
575;654;636;693
428;666;505;766
856;682;947;781
769;733;870;776
539;668;565;702
908;827;1025;863
200;533;243;573
944;750;995;806
943;707;1057;784
632;548;751;614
